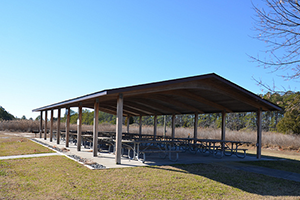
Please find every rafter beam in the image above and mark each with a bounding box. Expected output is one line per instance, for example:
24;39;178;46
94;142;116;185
164;90;233;113
125;101;162;115
102;104;142;116
150;94;205;114
205;80;269;111
131;98;181;114
123;105;149;116
99;107;116;115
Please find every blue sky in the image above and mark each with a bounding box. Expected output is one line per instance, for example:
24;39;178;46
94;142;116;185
0;1;298;119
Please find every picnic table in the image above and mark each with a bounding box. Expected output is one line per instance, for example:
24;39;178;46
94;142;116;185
222;140;251;158
118;139;181;163
174;138;251;158
81;135;114;151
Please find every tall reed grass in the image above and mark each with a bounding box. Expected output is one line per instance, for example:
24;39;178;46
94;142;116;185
1;120;299;150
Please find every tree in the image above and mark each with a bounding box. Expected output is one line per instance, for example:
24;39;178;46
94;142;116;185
277;92;300;134
124;116;134;125
35;115;41;121
251;0;300;80
0;106;15;120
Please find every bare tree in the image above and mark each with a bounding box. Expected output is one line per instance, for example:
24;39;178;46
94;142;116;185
251;0;300;80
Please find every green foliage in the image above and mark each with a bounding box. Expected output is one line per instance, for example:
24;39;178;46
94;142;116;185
124;116;134;125
0;106;15;120
277;93;300;134
61;109;116;125
35;115;40;121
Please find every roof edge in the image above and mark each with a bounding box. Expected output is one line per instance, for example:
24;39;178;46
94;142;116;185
32;91;107;112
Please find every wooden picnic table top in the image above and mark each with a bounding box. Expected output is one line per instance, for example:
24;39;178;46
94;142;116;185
119;139;176;144
174;138;251;144
98;136;112;140
198;139;251;144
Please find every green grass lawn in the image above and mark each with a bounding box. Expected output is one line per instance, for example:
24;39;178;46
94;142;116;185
247;148;300;161
240;160;300;174
0;136;54;156
1;156;300;199
1;135;300;199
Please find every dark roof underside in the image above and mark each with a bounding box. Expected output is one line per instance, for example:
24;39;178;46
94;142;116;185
32;73;282;116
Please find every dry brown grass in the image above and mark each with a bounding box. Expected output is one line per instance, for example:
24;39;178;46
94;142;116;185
129;125;300;150
1;120;300;150
0;120;40;132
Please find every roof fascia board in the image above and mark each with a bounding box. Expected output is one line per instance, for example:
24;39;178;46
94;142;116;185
32;91;107;112
212;74;282;111
105;73;216;95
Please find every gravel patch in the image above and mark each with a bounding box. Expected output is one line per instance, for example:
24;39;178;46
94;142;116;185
68;154;106;169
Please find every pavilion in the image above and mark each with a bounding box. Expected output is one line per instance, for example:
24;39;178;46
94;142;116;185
32;73;282;164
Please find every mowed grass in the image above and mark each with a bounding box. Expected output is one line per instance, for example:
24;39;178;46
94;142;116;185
1;134;300;199
241;160;300;174
0;136;54;156
0;156;300;200
247;148;300;161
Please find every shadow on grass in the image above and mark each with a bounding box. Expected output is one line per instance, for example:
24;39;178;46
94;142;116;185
240;158;300;174
149;158;300;197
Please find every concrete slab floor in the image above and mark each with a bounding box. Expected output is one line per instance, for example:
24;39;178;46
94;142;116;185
32;138;271;169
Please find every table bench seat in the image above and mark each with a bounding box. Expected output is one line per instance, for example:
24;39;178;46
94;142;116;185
224;148;248;158
140;149;181;163
235;148;248;158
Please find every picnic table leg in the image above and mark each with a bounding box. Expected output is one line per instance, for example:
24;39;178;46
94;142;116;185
133;143;139;161
213;142;223;158
200;141;210;156
224;142;233;156
137;143;140;160
168;144;179;161
133;143;137;160
212;142;217;157
209;142;213;154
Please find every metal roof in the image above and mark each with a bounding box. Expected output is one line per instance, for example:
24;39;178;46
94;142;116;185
32;73;282;115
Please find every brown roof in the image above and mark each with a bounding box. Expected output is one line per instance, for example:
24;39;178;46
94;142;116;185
32;73;282;115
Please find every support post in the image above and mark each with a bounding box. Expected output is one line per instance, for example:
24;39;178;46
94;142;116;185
57;108;61;144
257;108;262;159
221;111;226;151
221;111;226;140
153;115;157;140
77;104;82;151
39;111;43;138
93;100;99;157
126;115;130;133
66;107;70;147
50;109;53;142
172;114;175;140
44;110;47;140
163;115;166;139
115;94;123;164
194;112;198;144
139;115;142;139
